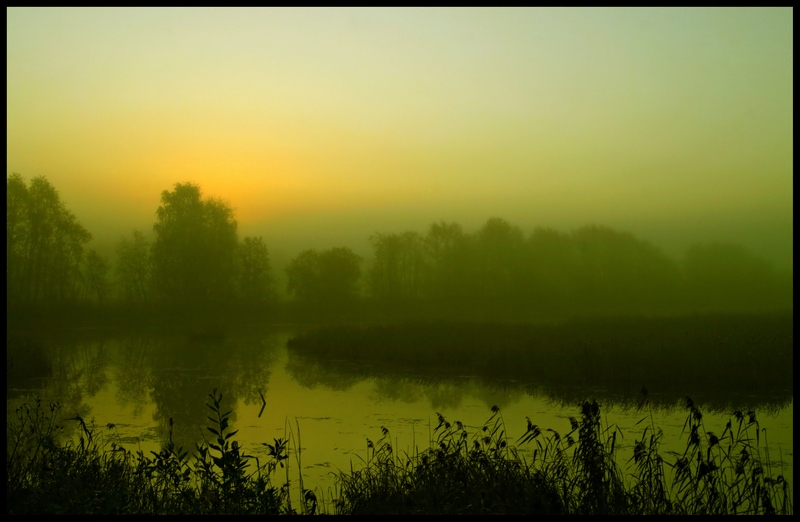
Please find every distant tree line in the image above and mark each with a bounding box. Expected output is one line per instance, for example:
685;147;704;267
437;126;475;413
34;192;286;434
365;219;791;315
6;175;792;319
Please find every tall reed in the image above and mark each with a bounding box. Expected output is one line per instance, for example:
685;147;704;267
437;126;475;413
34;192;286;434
6;390;792;515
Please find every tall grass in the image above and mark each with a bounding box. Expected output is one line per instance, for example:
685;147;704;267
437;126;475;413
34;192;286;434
332;397;792;515
6;390;305;514
6;390;792;515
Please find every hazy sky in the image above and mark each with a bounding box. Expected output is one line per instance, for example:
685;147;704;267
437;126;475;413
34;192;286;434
6;8;793;268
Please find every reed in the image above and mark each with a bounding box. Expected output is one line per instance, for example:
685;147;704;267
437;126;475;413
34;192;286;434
6;390;294;514
6;390;792;515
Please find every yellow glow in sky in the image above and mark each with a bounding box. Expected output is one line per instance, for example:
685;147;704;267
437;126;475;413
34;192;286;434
6;7;793;266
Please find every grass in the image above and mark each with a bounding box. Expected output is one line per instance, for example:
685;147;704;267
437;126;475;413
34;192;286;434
6;390;304;514
331;394;792;515
7;389;792;515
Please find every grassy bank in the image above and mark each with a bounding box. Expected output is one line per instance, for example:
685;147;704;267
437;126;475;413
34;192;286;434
6;390;792;514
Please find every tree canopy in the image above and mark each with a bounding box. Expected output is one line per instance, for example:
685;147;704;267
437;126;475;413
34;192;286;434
6;174;789;322
7;173;92;305
151;182;238;307
286;247;362;305
237;236;273;303
368;231;426;301
116;230;152;303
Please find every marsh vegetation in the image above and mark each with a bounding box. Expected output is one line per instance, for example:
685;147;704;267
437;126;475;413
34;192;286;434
6;388;792;515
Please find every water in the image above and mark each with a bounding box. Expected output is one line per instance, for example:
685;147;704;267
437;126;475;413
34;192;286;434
7;326;794;507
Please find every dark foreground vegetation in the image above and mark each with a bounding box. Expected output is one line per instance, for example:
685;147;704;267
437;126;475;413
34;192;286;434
7;390;792;515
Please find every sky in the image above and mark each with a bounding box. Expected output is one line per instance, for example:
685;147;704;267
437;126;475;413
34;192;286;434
6;8;794;269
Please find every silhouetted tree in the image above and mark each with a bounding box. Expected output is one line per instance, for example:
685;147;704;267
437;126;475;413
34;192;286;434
237;236;273;303
286;247;362;304
151;183;238;307
7;174;29;302
682;242;783;312
521;227;576;312
570;225;680;314
424;221;468;300
116;230;152;303
6;174;92;305
472;217;525;302
368;231;427;301
83;249;111;303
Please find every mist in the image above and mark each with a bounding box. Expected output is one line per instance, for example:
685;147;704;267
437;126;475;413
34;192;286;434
6;8;793;516
8;8;793;279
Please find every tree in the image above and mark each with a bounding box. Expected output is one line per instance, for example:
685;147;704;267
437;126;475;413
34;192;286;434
570;225;680;314
472;217;525;302
368;231;427;301
237;236;273;303
424;221;468;300
84;249;111;303
522;227;576;312
286;247;362;304
7;174;29;302
682;242;783;312
151;182;238;306
116;230;152;303
6;174;92;305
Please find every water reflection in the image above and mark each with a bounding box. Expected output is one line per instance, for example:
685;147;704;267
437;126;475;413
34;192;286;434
6;326;794;498
285;317;794;414
285;348;793;415
7;330;285;452
114;337;154;417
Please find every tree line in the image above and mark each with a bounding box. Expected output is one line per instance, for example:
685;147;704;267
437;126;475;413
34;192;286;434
363;219;790;316
6;174;792;319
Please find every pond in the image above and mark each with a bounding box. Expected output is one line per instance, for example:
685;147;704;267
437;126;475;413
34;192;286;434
7;325;793;507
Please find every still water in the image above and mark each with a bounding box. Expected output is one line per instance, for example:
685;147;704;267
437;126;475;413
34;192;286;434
7;326;794;505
